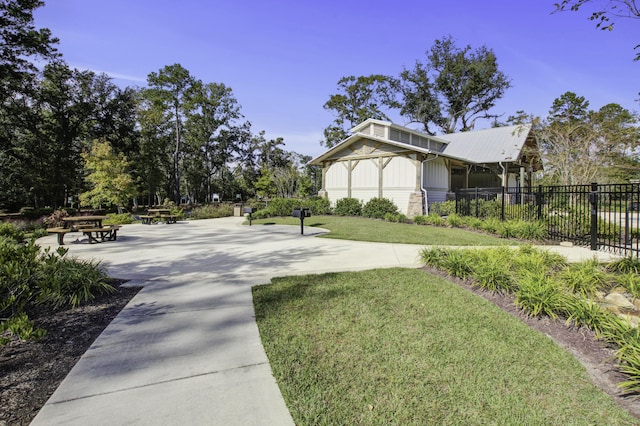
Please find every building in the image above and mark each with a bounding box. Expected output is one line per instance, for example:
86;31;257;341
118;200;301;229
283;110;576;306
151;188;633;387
308;119;541;217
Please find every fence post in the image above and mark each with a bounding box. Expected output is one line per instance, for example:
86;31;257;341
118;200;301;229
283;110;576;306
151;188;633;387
501;186;505;221
589;182;598;251
537;184;543;221
475;187;479;218
455;190;459;215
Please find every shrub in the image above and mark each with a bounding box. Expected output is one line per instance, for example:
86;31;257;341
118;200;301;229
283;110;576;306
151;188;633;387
445;213;463;227
471;248;516;293
105;213;135;225
254;197;329;218
362;197;398;219
515;271;569;318
413;215;427;225
442;249;474;279
512;247;567;277
429;201;456;216
419;247;451;268
565;295;613;334
0;222;115;343
0;222;26;241
189;204;234;219
462;216;483;230
497;220;518;238
607;256;640;275
559;259;609;298
384;213;408;223
514;220;547;241
425;213;445;226
481;217;502;234
43;209;69;228
616;272;640;299
306;196;331;215
38;254;113;308
334;198;363;216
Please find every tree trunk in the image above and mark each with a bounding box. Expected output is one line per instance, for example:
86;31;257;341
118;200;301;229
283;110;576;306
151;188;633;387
173;103;181;204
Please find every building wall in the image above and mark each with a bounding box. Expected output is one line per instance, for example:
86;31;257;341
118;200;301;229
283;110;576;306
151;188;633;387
321;155;419;215
381;156;417;214
351;159;379;203
423;157;449;206
324;161;349;202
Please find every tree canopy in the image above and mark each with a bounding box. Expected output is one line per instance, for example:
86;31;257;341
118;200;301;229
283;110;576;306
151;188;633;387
399;36;512;135
321;36;512;145
322;75;398;148
532;91;640;185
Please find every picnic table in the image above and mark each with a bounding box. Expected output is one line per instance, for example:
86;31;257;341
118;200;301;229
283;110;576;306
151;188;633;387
47;215;121;245
140;209;178;224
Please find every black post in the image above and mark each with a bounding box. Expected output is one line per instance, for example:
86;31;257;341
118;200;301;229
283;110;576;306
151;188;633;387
475;187;479;218
537;184;543;221
300;215;304;235
589;182;598;251
501;186;506;222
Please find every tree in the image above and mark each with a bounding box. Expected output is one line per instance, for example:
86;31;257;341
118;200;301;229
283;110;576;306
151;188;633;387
183;81;245;203
144;64;196;204
79;140;137;212
591;102;640;181
534;91;640;185
399;35;511;135
0;0;59;210
0;0;59;99
322;75;399;148
554;0;640;60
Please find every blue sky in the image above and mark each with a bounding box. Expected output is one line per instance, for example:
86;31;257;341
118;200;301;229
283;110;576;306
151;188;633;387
34;0;638;158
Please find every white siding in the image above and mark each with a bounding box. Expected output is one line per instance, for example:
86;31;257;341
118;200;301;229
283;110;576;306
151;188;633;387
422;157;448;190
324;162;348;205
351;159;378;205
382;156;416;215
372;124;385;138
422;158;449;209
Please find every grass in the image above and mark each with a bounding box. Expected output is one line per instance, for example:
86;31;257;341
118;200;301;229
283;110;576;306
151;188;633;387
252;215;517;246
253;268;637;425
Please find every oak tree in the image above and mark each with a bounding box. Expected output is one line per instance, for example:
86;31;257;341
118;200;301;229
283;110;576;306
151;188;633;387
399;35;511;135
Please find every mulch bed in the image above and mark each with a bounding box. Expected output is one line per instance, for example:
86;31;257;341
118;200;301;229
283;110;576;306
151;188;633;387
0;281;141;426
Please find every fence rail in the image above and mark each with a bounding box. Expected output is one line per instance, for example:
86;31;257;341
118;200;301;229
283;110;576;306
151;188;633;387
455;183;640;258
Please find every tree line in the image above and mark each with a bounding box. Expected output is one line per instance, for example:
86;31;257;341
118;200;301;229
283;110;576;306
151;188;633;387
322;33;639;185
2;0;639;214
0;0;315;212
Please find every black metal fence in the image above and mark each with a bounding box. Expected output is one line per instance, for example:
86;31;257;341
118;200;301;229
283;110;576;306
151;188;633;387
456;183;640;258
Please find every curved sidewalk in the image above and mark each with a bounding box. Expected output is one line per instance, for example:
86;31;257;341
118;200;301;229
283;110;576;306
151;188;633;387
30;217;620;425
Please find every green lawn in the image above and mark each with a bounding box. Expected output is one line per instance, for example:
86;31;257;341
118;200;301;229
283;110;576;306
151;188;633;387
253;268;637;425
252;215;515;245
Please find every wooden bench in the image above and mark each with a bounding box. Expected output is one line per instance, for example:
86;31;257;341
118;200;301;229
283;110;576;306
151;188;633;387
47;227;71;245
81;225;122;244
139;215;154;225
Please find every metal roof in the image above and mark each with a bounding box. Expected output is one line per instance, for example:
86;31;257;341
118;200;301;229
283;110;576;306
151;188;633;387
308;120;533;166
438;124;532;163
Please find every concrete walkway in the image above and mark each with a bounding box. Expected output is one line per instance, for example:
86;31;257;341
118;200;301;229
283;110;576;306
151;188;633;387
30;217;622;425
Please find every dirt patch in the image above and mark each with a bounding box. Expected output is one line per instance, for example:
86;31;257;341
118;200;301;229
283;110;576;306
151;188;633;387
0;281;141;426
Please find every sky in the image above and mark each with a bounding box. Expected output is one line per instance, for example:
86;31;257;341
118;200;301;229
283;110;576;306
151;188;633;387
33;0;639;158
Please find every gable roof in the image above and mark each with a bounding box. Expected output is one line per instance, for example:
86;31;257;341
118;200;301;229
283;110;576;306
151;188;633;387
308;119;534;166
